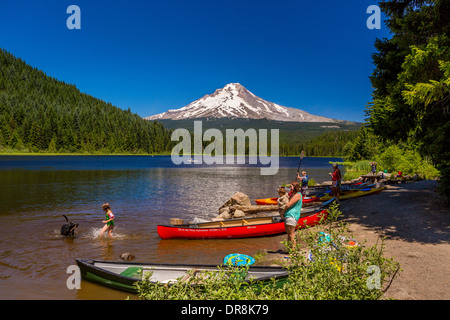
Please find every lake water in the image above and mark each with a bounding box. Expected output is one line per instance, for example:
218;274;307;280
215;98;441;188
0;155;342;299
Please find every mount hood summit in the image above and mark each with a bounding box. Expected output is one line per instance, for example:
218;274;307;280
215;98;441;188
145;83;339;123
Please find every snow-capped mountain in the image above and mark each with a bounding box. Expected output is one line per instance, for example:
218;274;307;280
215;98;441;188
145;83;338;122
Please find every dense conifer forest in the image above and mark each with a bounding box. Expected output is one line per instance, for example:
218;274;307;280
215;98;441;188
158;118;360;157
0;49;173;154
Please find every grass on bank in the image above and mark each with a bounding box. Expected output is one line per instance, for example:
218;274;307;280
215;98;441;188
134;204;400;300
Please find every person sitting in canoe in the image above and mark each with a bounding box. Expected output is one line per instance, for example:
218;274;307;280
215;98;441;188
296;170;309;197
100;203;115;238
284;181;303;250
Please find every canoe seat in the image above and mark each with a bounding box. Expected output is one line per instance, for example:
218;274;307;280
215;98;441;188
120;267;143;279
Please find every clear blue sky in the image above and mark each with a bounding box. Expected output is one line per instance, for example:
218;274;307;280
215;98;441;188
0;0;390;122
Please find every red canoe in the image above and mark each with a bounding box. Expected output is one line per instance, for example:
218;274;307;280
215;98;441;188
254;196;319;205
157;209;328;240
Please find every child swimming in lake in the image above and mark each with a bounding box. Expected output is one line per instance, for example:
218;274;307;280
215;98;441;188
100;203;115;238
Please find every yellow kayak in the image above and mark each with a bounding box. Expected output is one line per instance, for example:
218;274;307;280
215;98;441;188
318;187;386;201
254;196;320;205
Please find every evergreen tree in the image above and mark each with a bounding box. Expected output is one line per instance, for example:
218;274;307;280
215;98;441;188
366;0;450;198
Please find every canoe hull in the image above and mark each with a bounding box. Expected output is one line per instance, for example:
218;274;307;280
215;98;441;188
318;187;385;201
77;260;139;293
76;259;289;293
254;197;278;205
157;209;328;240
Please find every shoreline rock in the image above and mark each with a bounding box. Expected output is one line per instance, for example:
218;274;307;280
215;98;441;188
218;192;278;219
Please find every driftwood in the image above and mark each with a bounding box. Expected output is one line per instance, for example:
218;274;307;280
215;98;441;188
218;192;323;220
231;202;322;214
230;205;278;214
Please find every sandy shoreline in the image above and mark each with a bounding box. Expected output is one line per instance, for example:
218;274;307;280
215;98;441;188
259;180;450;300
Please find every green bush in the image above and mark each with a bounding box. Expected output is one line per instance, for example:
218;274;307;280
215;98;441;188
341;145;439;181
135;204;400;300
281;203;400;299
339;160;370;181
377;145;439;178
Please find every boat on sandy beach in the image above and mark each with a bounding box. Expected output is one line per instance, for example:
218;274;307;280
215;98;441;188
305;182;373;195
256;185;384;204
254;196;320;205
76;258;289;293
157;204;330;240
317;186;386;201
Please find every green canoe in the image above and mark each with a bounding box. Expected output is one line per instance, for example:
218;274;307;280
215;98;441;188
76;258;289;293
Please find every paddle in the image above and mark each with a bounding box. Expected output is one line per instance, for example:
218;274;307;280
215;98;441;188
295;150;305;181
282;150;305;187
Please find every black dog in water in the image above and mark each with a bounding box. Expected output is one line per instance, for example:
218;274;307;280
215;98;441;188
61;215;79;237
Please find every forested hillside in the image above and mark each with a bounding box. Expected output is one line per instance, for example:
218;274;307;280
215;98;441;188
280;129;359;157
158;118;360;157
0;49;173;154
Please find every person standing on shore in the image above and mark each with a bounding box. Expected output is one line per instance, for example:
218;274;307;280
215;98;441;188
100;203;115;238
370;161;378;175
283;181;303;251
329;164;341;201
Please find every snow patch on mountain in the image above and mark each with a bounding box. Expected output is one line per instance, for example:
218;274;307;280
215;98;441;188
145;83;338;123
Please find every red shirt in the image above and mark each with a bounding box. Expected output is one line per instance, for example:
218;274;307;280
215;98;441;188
331;170;341;181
